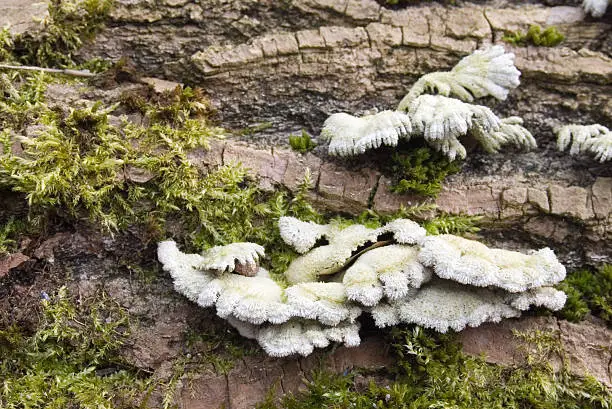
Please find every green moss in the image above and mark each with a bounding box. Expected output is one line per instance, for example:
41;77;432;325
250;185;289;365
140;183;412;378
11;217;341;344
4;0;114;68
0;71;323;284
258;326;611;409
556;264;611;325
389;146;462;197
0;287;148;409
289;130;316;154
502;25;565;47
0;71;53;130
0;217;29;256
2;101;135;230
512;329;564;367
421;213;482;235
345;205;481;237
0;28;14;61
119;85;216;127
0;81;225;231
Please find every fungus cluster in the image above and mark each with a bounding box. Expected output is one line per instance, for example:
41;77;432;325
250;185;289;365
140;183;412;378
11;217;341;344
320;46;536;161
555;124;612;163
582;0;610;17
158;217;567;357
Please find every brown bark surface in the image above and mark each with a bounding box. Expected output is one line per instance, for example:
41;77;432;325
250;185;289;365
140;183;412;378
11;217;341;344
1;1;612;407
85;1;612;403
78;0;612;263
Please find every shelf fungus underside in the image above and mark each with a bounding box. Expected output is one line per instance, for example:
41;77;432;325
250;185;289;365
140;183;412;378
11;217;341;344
158;217;567;357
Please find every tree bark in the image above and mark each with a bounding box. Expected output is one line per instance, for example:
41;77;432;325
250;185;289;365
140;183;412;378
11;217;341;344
79;0;612;268
3;2;612;407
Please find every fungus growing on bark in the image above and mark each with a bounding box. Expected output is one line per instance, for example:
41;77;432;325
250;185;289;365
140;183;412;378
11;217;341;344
196;242;265;274
584;133;612;163
158;217;567;357
397;45;521;109
256;320;362;358
320;110;412;157
278;216;330;254
555;124;612;163
418;235;566;292
285;282;360;326
320;46;535;161
343;245;429;306
582;0;609;17
486;117;536;151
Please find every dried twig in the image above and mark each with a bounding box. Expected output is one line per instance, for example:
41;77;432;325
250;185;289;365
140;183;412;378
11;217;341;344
0;64;95;77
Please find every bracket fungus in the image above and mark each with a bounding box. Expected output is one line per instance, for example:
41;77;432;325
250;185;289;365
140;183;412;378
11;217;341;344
320;46;535;161
582;0;610;17
555;124;612;163
158;217;567;357
397;45;521;110
343;244;429;307
418;235;566;293
320;110;412;157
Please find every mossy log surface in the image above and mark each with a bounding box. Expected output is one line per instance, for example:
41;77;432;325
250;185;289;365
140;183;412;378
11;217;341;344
79;0;612;264
1;1;611;408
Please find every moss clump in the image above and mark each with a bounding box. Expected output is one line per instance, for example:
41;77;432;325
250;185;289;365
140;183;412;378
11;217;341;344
0;28;15;62
421;212;482;235
289;130;316;154
0;70;323;281
0;217;29;256
258;326;611;409
333;205;481;237
502;25;565;47
0;77;219;230
0;89;221;231
0;287;147;409
119;84;216;126
0;71;52;131
389;147;461;197
556;264;611;325
2;0;113;68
